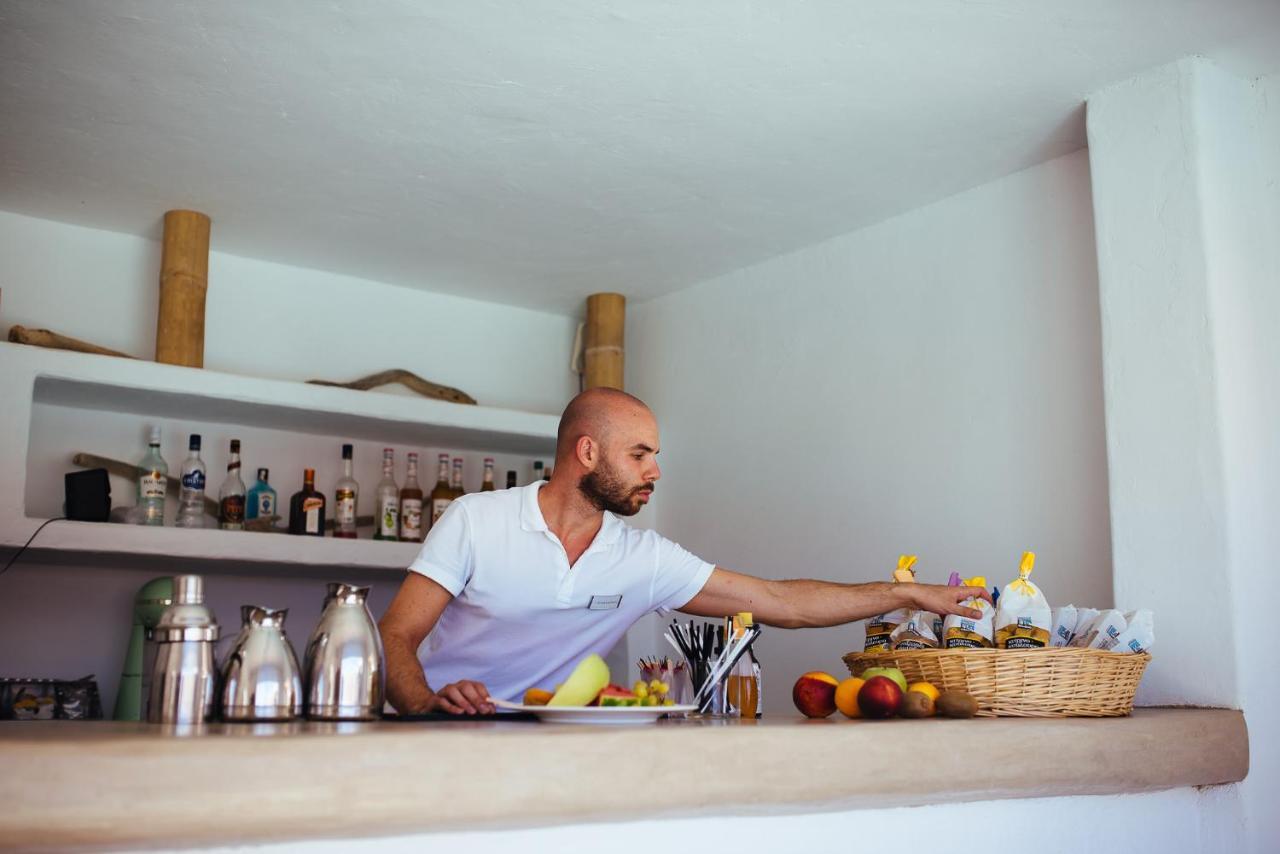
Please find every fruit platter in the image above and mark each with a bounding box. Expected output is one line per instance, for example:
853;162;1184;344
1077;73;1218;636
492;654;696;725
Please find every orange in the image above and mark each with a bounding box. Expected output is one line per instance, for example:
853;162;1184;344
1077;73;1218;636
907;681;939;703
523;688;554;706
834;677;865;718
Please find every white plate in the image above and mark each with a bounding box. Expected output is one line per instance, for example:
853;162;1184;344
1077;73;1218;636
496;703;697;725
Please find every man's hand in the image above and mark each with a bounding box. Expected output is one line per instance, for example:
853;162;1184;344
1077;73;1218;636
427;680;496;715
910;584;993;620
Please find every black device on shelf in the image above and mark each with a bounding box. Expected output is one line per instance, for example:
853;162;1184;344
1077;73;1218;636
64;468;111;522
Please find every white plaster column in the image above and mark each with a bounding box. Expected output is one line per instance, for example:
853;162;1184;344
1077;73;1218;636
1087;57;1279;852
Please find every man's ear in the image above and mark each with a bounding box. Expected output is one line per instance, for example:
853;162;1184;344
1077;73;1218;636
575;435;596;467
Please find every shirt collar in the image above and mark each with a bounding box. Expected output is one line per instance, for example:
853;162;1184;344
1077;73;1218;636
520;481;623;548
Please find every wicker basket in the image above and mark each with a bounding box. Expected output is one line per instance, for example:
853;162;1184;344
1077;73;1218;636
842;648;1151;717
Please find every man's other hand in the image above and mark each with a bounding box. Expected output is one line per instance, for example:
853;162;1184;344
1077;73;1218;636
428;680;495;715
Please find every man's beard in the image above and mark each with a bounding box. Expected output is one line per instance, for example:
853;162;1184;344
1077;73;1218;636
578;459;652;516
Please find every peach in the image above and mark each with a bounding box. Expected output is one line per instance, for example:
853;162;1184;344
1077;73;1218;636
856;675;904;719
792;671;839;718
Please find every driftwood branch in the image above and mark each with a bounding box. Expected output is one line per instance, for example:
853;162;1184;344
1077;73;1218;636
72;452;374;531
308;369;476;405
9;325;138;359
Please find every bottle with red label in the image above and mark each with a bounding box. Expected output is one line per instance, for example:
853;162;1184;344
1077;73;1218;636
218;439;246;531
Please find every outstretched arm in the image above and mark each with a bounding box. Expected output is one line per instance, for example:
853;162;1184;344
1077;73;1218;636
677;567;991;628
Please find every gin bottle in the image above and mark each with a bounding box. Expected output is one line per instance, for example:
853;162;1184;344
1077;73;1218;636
246;468;278;523
174;434;208;529
137;427;168;526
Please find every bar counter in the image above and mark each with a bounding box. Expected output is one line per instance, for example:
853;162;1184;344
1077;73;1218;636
0;708;1248;851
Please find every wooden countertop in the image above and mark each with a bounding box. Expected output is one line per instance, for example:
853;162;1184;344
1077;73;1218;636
0;708;1248;851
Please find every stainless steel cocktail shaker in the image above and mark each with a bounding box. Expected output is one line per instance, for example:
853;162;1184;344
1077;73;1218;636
220;606;303;721
147;575;219;724
304;583;384;720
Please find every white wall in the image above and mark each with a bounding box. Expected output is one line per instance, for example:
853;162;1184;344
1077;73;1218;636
626;149;1112;708
1087;58;1279;853
0;210;577;414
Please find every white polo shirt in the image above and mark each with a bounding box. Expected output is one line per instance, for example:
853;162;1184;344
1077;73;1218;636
408;481;715;702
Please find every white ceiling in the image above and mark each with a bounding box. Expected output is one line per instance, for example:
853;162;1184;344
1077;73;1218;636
3;1;1278;314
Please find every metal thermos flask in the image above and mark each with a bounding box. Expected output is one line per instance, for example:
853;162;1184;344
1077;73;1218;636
304;583;384;720
147;574;219;724
220;606;303;721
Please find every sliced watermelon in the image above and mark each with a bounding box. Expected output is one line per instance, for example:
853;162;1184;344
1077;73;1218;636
595;683;640;707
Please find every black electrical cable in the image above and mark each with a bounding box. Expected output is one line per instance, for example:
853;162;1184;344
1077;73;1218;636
0;517;65;577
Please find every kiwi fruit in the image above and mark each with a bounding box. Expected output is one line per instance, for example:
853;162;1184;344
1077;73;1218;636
899;691;935;718
936;691;979;719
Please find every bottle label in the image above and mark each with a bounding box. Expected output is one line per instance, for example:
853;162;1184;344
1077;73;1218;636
401;498;423;538
182;470;206;491
140;473;166;499
335;491;356;525
303;497;323;534
256;492;275;518
220;495;245;525
431;497;451;524
378;497;399;537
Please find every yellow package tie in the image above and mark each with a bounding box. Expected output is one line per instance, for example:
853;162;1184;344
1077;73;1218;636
864;554;918;652
994;551;1052;649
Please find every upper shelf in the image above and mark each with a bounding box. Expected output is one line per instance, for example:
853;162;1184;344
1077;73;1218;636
14;342;560;456
0;341;559;568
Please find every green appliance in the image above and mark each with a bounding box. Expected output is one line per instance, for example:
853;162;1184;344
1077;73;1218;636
112;576;175;720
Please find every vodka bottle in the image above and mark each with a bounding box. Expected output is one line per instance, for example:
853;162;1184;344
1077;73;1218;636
137;427;168;526
174;434;208;529
218;439;246;531
333;443;359;539
372;448;399;541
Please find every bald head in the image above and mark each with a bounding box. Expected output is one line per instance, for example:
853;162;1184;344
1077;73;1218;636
556;388;652;459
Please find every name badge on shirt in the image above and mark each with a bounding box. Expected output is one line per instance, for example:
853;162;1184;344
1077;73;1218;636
588;595;623;610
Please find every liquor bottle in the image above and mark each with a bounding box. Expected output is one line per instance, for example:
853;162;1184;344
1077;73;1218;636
398;453;424;542
289;468;326;536
333;443;359;539
428;453;452;529
505;470;517;489
531;460;544;484
451;457;465;498
480;458;496;492
218;439;246;530
174;434;208;529
136;427;168;526
246;468;277;522
372;448;399;541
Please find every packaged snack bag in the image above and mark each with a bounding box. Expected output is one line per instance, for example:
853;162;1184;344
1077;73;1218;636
994;552;1051;649
891;610;940;649
1081;609;1128;649
1067;607;1101;647
864;555;917;652
1050;605;1079;647
942;576;994;648
1109;609;1155;654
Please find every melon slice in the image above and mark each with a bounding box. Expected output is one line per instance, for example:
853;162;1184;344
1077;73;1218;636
596;684;640;707
547;654;610;706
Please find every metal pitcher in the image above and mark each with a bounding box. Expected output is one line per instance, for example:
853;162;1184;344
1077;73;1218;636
220;606;303;721
147;575;219;724
304;583;384;720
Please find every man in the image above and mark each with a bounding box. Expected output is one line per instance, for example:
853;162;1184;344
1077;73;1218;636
380;388;988;715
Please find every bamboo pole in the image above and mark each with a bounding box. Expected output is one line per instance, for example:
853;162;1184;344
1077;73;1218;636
584;293;625;390
155;210;211;367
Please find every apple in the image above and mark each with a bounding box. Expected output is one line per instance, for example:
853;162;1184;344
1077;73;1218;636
792;671;839;718
859;666;908;694
856;675;904;719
